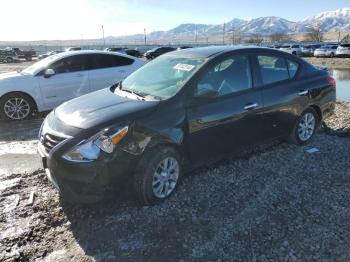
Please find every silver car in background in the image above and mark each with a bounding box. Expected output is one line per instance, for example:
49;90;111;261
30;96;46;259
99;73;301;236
336;43;350;57
279;44;302;55
314;45;338;57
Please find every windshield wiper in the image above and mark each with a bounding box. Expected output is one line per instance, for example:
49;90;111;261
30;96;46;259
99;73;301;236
120;86;147;100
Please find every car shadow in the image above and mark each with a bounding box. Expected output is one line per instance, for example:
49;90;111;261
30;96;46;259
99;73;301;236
58;140;286;261
0;113;47;141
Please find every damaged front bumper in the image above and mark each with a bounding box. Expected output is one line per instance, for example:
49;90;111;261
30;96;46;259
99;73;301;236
38;142;135;203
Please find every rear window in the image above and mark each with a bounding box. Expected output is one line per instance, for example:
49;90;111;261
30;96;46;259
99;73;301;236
292;45;300;48
257;55;299;85
340;44;350;47
88;54;133;70
287;60;299;78
257;56;289;85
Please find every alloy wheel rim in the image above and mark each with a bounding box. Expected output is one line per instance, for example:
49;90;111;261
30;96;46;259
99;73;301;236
4;97;30;120
152;157;179;198
298;113;315;141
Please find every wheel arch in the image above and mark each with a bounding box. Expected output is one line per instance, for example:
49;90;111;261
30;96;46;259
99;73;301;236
0;91;38;112
309;104;322;122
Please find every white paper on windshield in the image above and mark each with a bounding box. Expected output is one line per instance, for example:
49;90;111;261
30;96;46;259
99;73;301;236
173;63;195;71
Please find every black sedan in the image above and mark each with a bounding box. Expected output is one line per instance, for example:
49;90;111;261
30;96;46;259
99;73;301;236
144;46;176;59
38;46;336;205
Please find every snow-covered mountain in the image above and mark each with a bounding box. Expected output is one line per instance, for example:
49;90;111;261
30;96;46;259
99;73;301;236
112;8;350;41
297;7;350;32
239;17;296;34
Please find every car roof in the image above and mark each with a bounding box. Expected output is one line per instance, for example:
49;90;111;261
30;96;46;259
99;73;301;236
50;50;138;61
166;46;289;59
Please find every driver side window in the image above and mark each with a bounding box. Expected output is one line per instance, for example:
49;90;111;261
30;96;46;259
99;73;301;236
50;55;87;74
197;55;252;97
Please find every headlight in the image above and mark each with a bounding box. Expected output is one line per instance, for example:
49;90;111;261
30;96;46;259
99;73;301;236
62;126;128;162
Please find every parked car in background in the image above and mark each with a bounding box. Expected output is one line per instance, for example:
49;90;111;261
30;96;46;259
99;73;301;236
0;49;19;63
38;51;64;60
124;49;141;58
280;44;302;55
37;46;336;205
104;47;127;53
3;47;36;61
144;46;176;59
105;47;141;58
0;50;145;120
336;43;350;57
314;45;338;57
301;45;316;57
65;47;82;51
177;46;192;50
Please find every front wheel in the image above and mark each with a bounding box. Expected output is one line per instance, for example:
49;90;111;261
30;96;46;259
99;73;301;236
288;108;318;145
0;93;35;120
133;146;182;205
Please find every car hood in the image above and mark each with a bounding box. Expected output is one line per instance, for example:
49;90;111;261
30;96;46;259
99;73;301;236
0;71;26;81
54;88;160;129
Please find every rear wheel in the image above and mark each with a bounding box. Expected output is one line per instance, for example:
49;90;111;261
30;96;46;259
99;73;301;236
0;93;35;120
330;52;335;58
6;57;13;63
133;146;182;205
288;108;318;145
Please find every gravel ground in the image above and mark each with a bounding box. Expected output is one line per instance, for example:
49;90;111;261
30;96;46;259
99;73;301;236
0;102;350;261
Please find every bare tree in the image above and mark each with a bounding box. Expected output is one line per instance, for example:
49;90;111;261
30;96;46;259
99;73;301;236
247;33;264;44
270;31;289;43
305;24;324;42
229;30;243;44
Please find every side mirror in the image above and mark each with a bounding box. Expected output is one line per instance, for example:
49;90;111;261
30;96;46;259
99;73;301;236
44;68;55;78
194;87;218;100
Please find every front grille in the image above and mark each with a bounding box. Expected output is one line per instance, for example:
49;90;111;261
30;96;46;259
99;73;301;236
40;133;66;153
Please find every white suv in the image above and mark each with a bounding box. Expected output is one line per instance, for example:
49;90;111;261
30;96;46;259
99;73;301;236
279;45;302;56
0;50;145;120
336;43;350;57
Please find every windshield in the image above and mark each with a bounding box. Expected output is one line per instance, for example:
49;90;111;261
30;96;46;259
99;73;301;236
22;55;59;75
118;55;206;100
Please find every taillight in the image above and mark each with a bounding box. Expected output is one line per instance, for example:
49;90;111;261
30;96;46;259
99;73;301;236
326;76;336;86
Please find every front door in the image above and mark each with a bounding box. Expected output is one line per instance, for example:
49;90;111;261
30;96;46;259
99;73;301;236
186;54;263;164
38;54;90;109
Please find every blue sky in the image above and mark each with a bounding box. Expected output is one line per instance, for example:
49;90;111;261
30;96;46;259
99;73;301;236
0;0;349;41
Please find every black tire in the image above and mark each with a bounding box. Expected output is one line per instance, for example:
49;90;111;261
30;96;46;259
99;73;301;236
0;93;35;121
292;51;297;55
330;52;334;58
25;56;32;61
288;108;319;145
6;57;13;63
133;146;182;205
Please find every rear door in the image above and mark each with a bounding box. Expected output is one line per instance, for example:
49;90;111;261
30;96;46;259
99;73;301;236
87;54;136;91
254;53;309;140
38;54;90;109
186;54;263;163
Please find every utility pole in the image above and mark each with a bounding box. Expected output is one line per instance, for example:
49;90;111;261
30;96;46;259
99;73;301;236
195;25;198;45
101;25;105;48
222;23;226;45
144;28;147;45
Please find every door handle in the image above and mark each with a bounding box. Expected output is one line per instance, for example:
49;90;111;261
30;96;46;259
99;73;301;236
298;90;309;96
244;103;258;110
